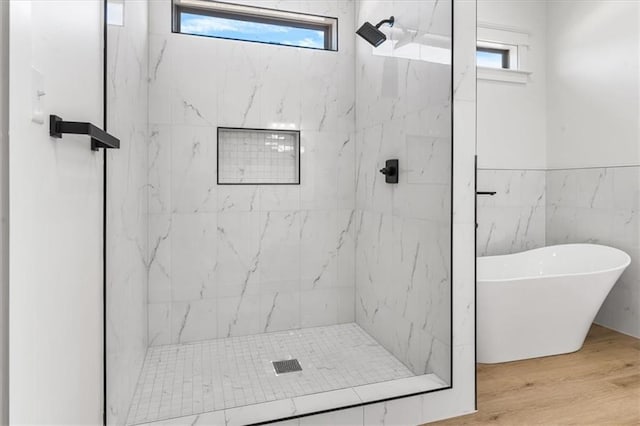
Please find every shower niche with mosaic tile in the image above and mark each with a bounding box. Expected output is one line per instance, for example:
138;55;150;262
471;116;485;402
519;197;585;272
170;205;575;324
217;127;300;185
107;0;453;424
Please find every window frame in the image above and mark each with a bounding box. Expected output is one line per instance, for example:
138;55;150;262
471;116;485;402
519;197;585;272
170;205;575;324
173;0;338;51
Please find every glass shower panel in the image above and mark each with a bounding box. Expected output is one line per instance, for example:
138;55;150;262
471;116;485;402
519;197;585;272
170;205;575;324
354;0;452;384
108;0;452;424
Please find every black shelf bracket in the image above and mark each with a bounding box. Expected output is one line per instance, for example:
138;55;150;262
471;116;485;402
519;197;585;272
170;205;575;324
49;115;120;151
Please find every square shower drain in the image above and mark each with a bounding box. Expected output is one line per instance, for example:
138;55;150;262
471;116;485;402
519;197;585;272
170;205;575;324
272;359;302;374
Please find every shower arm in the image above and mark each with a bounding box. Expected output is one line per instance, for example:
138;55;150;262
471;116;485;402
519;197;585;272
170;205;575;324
375;16;395;29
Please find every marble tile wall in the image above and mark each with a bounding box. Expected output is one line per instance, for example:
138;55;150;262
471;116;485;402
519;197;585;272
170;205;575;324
354;0;452;381
546;166;640;338
147;0;357;345
106;0;149;424
476;169;546;256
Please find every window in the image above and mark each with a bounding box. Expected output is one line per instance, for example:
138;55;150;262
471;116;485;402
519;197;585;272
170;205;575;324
476;41;518;70
173;0;338;51
476;47;509;69
107;0;124;26
476;30;530;84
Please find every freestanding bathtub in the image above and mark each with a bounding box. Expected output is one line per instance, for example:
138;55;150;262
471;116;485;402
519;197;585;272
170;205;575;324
477;244;631;364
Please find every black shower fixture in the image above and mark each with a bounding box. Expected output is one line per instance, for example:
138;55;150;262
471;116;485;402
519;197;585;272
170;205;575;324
356;16;395;47
379;159;399;184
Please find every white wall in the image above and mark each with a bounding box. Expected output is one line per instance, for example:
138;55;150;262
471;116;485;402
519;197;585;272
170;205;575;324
546;0;640;169
8;1;104;423
476;0;547;170
106;1;149;424
147;0;356;345
0;0;9;422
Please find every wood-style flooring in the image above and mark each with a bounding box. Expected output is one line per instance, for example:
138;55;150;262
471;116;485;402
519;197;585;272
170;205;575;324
429;324;640;425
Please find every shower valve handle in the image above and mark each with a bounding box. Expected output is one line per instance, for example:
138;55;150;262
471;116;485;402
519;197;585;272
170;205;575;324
379;159;399;184
379;166;396;176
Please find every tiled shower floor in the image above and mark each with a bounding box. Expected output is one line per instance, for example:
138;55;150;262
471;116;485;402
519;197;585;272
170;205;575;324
126;323;415;425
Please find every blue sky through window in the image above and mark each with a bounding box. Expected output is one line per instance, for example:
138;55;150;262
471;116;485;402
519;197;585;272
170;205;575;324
476;50;506;68
180;13;325;49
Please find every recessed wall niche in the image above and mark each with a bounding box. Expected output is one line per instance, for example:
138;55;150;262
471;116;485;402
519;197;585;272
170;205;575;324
217;127;301;185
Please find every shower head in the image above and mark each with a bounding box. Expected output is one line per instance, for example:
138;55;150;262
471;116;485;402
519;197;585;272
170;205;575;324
356;16;395;47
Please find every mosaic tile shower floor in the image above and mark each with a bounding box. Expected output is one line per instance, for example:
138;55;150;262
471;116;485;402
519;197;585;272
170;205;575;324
126;323;414;425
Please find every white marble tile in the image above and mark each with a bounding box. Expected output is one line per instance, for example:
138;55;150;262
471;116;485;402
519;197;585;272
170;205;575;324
363;394;423;426
171;299;218;343
406;136;451;185
215;211;261;297
148;303;172;347
300;50;339;132
259;46;302;128
260;186;301;212
291;388;362;414
148;0;171;36
225;399;298;426
148;213;172;304
451;223;476;348
107;0;149;423
170;126;217;214
148;125;172;214
477;204;545;256
258;211;301;283
452;99;476;226
299;132;340;211
353;374;446;403
216;293;262;338
298;406;364;426
148;35;172;101
612;166;640;210
170;213;217;303
260;290;301;333
300;210;339;289
217;185;259;213
216;42;263;128
300;288;341;328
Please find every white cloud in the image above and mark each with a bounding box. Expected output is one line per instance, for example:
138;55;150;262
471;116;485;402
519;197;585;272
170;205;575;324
181;16;292;35
296;37;323;48
181;17;241;33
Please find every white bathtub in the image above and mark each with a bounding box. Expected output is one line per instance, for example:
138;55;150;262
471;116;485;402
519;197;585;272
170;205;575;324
477;244;630;364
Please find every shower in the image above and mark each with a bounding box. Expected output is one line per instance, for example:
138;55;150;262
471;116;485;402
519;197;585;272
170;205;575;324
356;15;394;47
105;1;453;425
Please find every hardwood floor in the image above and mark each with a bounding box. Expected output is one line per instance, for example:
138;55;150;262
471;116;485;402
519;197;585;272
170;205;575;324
430;325;640;425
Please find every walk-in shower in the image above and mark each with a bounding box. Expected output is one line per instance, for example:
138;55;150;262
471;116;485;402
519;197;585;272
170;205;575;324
106;0;453;424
